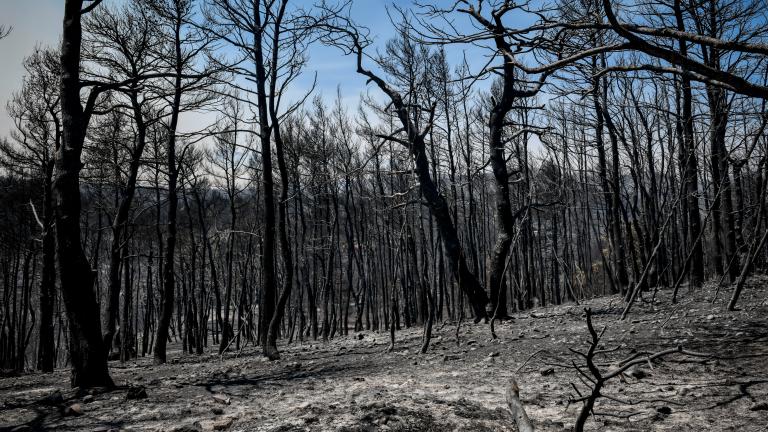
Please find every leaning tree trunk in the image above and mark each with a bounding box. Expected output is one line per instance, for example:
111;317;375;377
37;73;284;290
410;131;489;321
354;60;488;320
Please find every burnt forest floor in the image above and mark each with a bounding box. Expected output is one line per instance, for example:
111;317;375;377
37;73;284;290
2;278;768;432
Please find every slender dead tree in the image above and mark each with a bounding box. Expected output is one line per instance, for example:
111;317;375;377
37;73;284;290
2;48;61;372
83;0;165;357
145;0;217;365
320;15;491;321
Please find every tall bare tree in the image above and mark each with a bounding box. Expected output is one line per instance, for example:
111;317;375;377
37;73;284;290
144;0;217;365
2;48;61;372
57;0;113;388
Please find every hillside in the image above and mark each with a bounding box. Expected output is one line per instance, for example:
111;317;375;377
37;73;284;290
2;279;767;432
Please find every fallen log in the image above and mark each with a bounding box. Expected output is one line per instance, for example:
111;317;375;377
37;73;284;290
506;376;535;432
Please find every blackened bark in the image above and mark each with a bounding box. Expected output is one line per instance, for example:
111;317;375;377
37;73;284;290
674;0;705;286
253;2;278;353
411;129;489;321
218;179;236;353
104;91;147;355
704;36;741;281
350;49;488;321
56;0;112;388
602;91;630;292
487;55;517;320
37;162;56;372
153;12;184;365
265;175;287;336
265;0;295;361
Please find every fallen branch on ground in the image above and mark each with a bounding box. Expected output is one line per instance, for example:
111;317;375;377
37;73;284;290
506;376;535;432
568;308;715;431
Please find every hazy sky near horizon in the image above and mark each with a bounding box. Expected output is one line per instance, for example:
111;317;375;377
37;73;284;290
0;0;490;140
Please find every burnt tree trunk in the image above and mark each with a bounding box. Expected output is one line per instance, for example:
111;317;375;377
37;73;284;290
265;0;294;360
350;47;489;321
56;0;112;388
153;9;184;365
674;0;705;287
37;162;56;372
104;90;147;355
253;4;278;354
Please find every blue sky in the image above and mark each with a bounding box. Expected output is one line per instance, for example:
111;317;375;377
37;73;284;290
0;0;496;138
0;0;63;136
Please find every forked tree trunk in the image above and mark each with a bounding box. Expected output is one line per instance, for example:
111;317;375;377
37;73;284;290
252;1;278;355
56;0;112;388
265;0;294;360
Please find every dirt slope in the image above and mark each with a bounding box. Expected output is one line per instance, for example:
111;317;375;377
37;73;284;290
2;279;767;432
